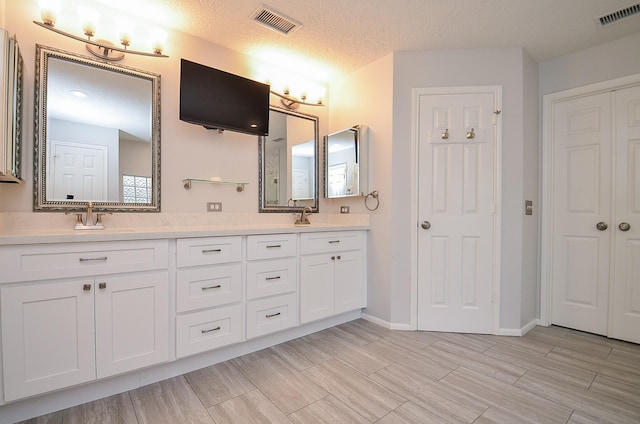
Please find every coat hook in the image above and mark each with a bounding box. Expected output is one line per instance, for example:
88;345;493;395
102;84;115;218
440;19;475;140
441;129;449;139
466;128;475;139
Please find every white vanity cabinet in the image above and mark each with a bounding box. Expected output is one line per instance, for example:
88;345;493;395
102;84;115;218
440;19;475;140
175;237;243;358
299;231;365;324
245;233;298;338
0;240;169;401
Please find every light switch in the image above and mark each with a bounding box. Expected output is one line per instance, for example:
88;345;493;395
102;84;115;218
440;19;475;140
525;200;533;216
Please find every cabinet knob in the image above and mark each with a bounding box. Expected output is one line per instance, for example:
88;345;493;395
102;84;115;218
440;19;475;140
98;282;107;289
83;284;92;291
421;221;431;230
619;222;631;232
596;222;608;231
331;256;336;260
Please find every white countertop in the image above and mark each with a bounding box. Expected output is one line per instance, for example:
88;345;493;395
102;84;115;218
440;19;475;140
0;212;370;245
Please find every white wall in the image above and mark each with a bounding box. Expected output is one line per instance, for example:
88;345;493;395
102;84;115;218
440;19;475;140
539;32;640;96
391;48;537;330
329;54;394;322
0;0;329;214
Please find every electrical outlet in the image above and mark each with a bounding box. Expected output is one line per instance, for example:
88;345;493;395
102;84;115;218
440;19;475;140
207;202;222;212
525;200;533;216
340;206;350;214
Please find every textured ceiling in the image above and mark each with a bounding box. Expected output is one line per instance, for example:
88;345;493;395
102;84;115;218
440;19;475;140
93;0;640;82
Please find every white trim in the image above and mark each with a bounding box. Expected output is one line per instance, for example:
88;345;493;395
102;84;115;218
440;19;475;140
410;86;502;335
497;319;540;337
540;73;640;327
360;313;425;331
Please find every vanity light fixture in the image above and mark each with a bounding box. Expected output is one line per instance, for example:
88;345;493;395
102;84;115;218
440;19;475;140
270;88;324;109
34;1;168;61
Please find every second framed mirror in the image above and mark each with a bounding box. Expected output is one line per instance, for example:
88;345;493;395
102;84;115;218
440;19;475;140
324;125;368;198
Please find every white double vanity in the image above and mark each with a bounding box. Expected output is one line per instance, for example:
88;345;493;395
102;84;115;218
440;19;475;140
0;222;367;422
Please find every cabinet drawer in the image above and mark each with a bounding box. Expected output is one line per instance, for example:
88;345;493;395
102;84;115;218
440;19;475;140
177;236;241;268
246;293;297;339
246;258;297;300
176;264;242;313
300;231;363;255
0;240;169;283
246;234;297;260
176;304;242;358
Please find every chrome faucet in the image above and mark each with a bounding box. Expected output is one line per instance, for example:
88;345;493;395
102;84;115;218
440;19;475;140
66;201;111;230
295;206;313;225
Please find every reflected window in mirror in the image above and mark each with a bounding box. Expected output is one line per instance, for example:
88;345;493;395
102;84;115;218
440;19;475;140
34;45;161;212
324;125;368;198
259;107;319;212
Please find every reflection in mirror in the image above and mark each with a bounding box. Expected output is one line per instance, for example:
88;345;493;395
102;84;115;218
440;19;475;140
259;107;319;212
324;125;368;198
34;45;160;212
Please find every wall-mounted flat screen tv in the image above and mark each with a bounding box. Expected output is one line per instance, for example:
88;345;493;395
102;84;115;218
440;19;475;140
179;59;270;136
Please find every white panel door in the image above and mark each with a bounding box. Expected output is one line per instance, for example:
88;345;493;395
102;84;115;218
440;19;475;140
95;271;169;378
417;90;497;333
51;141;107;201
612;85;640;344
299;254;334;323
1;280;96;401
551;93;612;335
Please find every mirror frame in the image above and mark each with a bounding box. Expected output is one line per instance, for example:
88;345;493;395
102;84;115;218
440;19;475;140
33;44;161;212
259;106;319;213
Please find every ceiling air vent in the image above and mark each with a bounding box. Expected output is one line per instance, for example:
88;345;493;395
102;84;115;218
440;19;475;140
595;3;640;26
251;5;302;36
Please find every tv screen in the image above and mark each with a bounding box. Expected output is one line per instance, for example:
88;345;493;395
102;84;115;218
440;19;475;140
179;59;270;136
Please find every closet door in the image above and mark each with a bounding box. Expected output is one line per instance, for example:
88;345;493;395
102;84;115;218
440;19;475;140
550;92;612;336
612;85;640;344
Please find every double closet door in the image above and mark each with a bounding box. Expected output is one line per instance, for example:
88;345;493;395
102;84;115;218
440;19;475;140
549;84;640;344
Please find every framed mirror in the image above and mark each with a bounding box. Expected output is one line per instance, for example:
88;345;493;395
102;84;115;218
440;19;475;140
324;125;368;198
259;106;319;212
34;45;161;212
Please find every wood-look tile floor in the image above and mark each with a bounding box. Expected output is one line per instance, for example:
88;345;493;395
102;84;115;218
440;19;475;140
20;320;640;424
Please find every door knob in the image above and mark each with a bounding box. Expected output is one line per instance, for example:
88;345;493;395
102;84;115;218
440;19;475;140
421;221;431;230
619;222;631;232
596;222;608;231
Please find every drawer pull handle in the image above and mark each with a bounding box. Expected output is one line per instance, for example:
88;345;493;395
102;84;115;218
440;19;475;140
79;256;108;262
266;244;282;248
328;240;340;244
265;276;281;281
202;249;222;253
202;285;222;290
83;284;92;291
266;312;281;318
98;282;107;289
201;326;221;334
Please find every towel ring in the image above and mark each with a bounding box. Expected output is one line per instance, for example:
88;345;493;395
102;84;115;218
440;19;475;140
365;190;380;211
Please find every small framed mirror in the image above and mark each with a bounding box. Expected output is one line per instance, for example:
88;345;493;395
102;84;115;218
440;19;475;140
34;45;161;212
324;125;368;198
259;106;319;212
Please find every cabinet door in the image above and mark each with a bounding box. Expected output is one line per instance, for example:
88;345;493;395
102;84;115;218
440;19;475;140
334;250;365;314
1;280;96;401
94;271;169;378
299;254;334;323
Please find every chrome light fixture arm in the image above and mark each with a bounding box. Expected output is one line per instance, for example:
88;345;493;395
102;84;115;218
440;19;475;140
33;21;168;61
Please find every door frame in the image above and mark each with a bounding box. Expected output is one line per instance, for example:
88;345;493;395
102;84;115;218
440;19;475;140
540;72;640;328
410;86;502;333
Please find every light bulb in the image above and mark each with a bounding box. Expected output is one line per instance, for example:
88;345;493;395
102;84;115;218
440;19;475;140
117;17;135;48
78;6;100;38
39;0;61;27
149;29;167;54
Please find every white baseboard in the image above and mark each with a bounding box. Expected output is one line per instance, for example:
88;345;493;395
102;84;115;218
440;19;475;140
361;313;415;331
497;318;540;336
